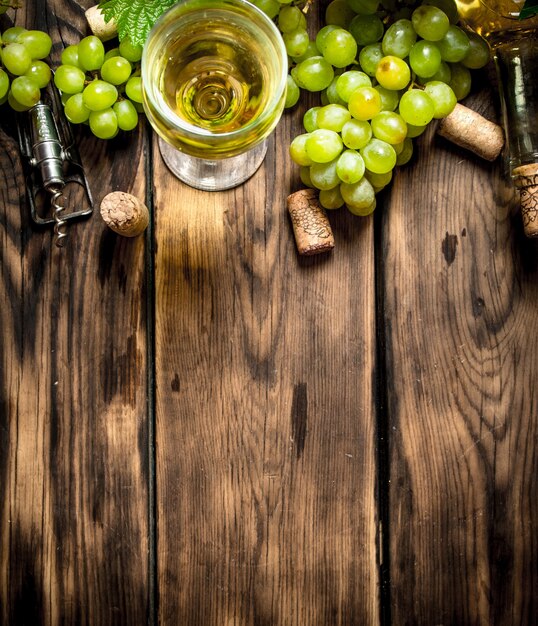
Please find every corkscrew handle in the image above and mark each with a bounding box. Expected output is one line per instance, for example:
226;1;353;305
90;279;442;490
29;102;66;193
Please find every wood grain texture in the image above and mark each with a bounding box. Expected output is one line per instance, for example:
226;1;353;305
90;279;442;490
152;70;379;626
383;87;538;624
0;3;150;624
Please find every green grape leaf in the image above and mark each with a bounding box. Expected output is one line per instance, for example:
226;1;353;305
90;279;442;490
519;0;538;19
98;0;176;46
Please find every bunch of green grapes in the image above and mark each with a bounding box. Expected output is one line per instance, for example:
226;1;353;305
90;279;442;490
54;35;144;139
259;0;490;215
0;26;53;110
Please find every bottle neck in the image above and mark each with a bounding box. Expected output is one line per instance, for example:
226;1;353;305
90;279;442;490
493;34;538;172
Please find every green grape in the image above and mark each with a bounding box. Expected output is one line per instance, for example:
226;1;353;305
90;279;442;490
315;25;339;53
336;149;365;184
349;14;385;46
64;93;90;123
104;47;121;61
409;40;442;78
348;0;379;15
395;137;414;165
118;38;143;63
283;28;310;57
289;133;314;166
436;25;470;63
252;0;280;19
461;32;490;69
310;159;340;190
24;60;51;89
89;108;118;139
381;19;417;59
278;5;303;32
375;56;411;90
423;80;457;118
113;99;139;131
303;107;320;132
335;70;371;102
17;30;52;59
285;74;300;108
423;0;459;24
375;85;400;112
341;177;376;211
0;69;10;100
346;197;376;217
325;0;357;27
321;28;358;68
358;43;384;77
341;118;372;149
348;86;382;120
7;89;30;111
2;27;26;44
2;43;32;76
54;64;86;94
406;123;428;138
319;186;345;209
316;103;351;132
294;56;334;92
411;5;450;41
323;77;347;105
426;60;452;84
82;80;118;111
100;56;132;85
125;76;143;103
291;40;319;64
365;168;392;189
78;35;105;71
360;138;397;174
371;111;407;144
448;62;471;100
299;165;313;188
61;45;80;68
398;89;435;125
305;128;344;163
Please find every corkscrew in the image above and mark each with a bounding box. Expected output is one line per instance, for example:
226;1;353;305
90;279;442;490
16;82;93;247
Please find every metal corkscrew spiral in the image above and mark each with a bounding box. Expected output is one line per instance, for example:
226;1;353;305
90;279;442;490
50;187;68;247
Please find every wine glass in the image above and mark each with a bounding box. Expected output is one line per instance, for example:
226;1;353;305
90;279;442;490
141;0;288;191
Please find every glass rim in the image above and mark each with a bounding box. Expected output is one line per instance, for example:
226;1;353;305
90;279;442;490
141;0;288;142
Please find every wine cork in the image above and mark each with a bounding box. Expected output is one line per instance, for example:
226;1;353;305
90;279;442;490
85;5;118;41
287;189;334;255
100;191;149;237
513;163;538;238
437;103;504;162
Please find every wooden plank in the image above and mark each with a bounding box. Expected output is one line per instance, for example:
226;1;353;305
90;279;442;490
383;88;538;624
152;35;380;626
0;2;150;624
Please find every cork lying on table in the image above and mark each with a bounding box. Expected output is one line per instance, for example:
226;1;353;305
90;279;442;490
100;191;149;237
437;103;505;162
287;188;335;255
513;163;538;238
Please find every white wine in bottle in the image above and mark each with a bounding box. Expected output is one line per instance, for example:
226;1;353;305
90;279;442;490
456;0;538;236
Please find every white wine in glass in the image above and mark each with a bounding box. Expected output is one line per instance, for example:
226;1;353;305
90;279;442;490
142;0;288;190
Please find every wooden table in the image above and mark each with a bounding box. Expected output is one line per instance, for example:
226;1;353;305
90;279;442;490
1;1;537;624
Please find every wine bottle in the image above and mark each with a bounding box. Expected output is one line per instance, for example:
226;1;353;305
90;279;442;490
456;0;538;237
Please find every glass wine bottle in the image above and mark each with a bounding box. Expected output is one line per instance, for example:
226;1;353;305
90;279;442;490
456;0;538;237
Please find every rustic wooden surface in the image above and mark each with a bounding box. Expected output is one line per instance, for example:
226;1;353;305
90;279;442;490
1;1;537;625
